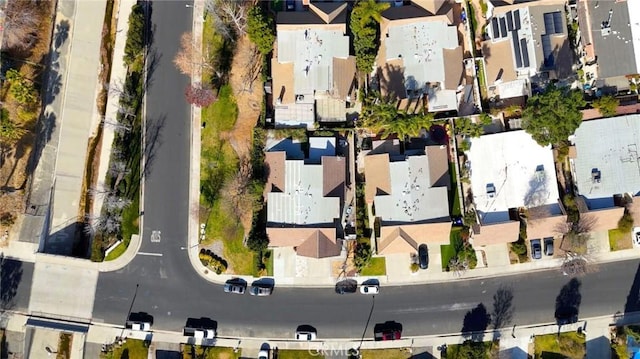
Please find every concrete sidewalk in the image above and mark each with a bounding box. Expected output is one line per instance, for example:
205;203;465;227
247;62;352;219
3;311;622;358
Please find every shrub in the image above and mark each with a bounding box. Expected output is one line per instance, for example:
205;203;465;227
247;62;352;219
123;4;146;66
410;262;419;273
247;6;275;55
0;212;16;227
618;210;634;233
354;241;372;271
511;241;527;255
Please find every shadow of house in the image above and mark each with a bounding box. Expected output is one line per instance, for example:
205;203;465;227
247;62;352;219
498;346;529;359
0;257;24;312
624;262;640;315
586;335;612;359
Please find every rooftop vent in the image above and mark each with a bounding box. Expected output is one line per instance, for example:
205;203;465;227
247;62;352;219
486;183;497;198
591;168;601;183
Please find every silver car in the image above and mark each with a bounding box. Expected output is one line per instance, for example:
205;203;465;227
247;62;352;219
250;285;273;296
224;283;246;294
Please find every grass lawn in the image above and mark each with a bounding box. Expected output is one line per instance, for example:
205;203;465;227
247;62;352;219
360;257;386;276
475;59;488;100
534;332;585;359
449;162;461;217
108;339;148;359
277;350;324;359
105;240;126;261
441;227;461;269
445;341;497;359
609;228;632;251
264;249;274;276
360;348;410;359
200;84;255;275
182;345;241;359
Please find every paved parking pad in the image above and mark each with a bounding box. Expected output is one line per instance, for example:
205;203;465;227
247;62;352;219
29;261;98;320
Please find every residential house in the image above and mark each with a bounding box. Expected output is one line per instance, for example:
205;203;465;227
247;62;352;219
569;114;640;210
481;0;573;100
272;3;356;129
577;0;640;93
466;130;562;245
265;137;347;258
377;0;466;113
364;141;451;255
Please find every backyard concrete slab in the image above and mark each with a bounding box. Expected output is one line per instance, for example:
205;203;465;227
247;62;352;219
28;261;97;320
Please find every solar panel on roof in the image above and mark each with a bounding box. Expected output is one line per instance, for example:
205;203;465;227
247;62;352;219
512;31;523;68
543;12;555;34
553;12;563;34
506;12;514;31
514;9;521;30
500;17;508;38
492;17;499;39
520;38;530;68
541;34;554;67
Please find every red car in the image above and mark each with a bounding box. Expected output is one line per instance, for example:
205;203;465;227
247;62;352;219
374;329;402;341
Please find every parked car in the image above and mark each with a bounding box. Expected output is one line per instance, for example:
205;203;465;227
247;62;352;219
418;244;429;269
530;239;542;259
250;285;273;296
544;238;554;256
335;279;358;294
224;279;246;294
295;330;317;341
374;328;402;341
258;350;269;359
286;0;295;10
193;329;215;339
126;321;151;331
633;227;640;248
360;284;379;295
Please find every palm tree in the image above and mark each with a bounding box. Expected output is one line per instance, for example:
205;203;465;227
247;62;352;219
355;0;390;25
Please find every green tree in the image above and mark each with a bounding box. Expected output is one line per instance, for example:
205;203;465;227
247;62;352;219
354;241;372;270
350;0;389;73
124;4;146;67
5;69;37;106
247;6;275;56
521;85;585;146
454;116;488;138
592;95;619;118
0;108;25;143
454;340;489;359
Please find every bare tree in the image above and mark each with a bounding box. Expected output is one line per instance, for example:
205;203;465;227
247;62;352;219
448;256;470;277
240;44;262;93
555;214;597;255
220;157;256;219
205;0;250;39
84;212;122;236
3;1;41;51
109;160;130;190
173;32;213;77
87;187;115;200
185;83;217;107
103;195;132;212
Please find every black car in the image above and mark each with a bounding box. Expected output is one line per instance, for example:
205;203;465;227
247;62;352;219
335;279;357;294
418;244;429;269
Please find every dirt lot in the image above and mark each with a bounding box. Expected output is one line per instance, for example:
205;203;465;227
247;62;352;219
224;35;263;232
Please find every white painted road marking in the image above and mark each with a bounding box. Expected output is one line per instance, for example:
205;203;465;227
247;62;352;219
138;252;163;257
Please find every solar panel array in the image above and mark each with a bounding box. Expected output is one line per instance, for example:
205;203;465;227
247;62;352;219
492;10;522;39
543;11;564;35
541;11;563;68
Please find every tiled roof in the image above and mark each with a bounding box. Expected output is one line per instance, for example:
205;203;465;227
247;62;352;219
296;229;342;258
472;221;520;245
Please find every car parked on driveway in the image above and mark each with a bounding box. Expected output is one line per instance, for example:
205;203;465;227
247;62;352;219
544;238;554;256
418;244;429;269
531;239;542;259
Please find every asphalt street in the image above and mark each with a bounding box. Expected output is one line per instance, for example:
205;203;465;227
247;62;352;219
87;0;640;340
